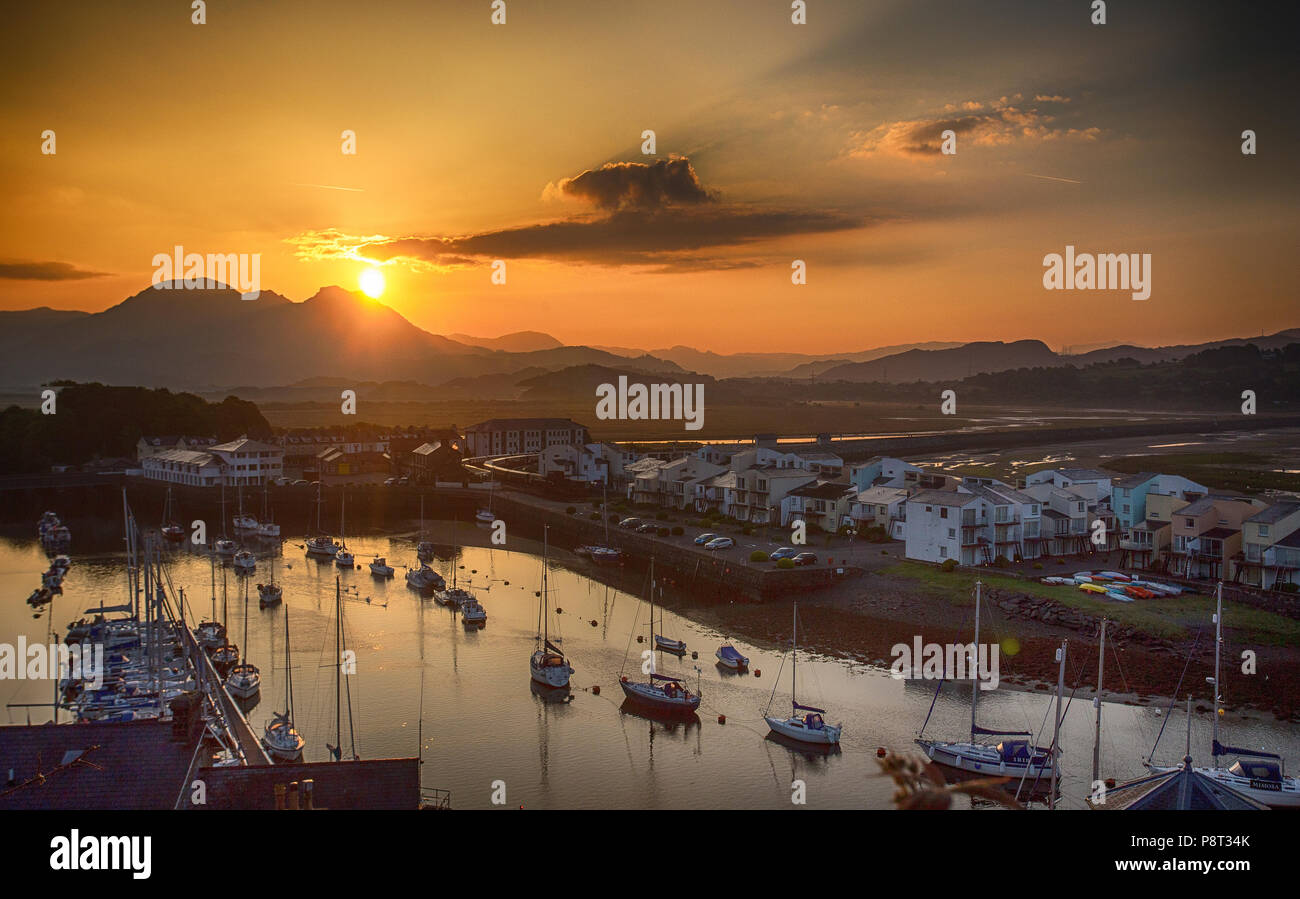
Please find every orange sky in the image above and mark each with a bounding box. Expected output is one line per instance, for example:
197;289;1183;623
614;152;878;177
2;1;1294;354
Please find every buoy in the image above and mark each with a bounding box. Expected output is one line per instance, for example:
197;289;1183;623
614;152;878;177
592;685;600;695
590;619;598;627
555;607;563;614
636;635;644;643
876;747;887;758
717;714;726;725
1105;778;1116;789
504;581;509;586
691;651;698;660
754;669;761;678
620;676;628;683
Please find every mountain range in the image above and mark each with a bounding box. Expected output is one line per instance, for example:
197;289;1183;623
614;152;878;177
1;283;1296;393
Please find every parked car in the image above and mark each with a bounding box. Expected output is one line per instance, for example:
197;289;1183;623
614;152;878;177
770;546;799;561
793;552;818;566
693;533;719;545
384;477;396;486
636;522;658;534
292;479;309;486
619;518;643;529
398;476;409;485
704;537;734;551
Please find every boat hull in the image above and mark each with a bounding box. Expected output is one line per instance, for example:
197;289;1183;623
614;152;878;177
765;715;841;745
619;679;700;714
530;653;573;688
916;738;1056;791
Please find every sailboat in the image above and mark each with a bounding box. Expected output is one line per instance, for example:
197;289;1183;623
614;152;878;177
1145;582;1299;807
160;487;185;543
325;577;359;762
653;597;687;655
416;495;434;561
257;544;283;607
530;526;573;688
195;552;226;649
210;562;240;675
763;603;841;744
580;476;622;562
233;546;257;573
225;579;261;700
915;580;1057;787
305;482;338;558
214;485;237;556
619;559;701;714
334;493;355;568
476;482;495;525
233;484;259;532
435;518;471;606
257;482;280;538
262;606;305;762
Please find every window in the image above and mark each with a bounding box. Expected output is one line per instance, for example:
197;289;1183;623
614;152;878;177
1260;525;1270;537
940;507;949;519
1185;518;1194;528
939;546;947;558
947;528;955;539
1122;504;1130;514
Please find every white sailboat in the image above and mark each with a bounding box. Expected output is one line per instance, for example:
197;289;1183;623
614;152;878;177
257;546;283;607
225;579;261;700
257;482;280;538
305;482;337;558
435;518;471;606
1145;582;1300;808
161;487;185;543
232;484;259;532
915;580;1059;791
334;493;355;568
214;484;236;556
195;552;226;649
530;526;573;688
416;495;434;561
262;606;305;762
476;482;495;524
619;559;701;714
763;603;841;745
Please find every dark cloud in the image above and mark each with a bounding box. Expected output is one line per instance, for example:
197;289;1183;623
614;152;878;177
0;260;110;281
554;157;715;210
359;206;868;269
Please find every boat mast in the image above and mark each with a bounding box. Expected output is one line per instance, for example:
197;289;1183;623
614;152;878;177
541;526;549;646
970;580;981;739
792;602;798;710
603;477;610;546
241;577;250;665
648;558;655;673
285;605;295;722
336;577;342;759
1092;618;1107;786
1212;581;1222;767
1050;639;1067;810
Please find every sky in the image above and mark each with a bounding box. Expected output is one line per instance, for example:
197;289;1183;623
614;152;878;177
1;0;1295;354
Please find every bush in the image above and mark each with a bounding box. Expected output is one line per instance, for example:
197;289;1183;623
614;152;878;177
589;512;601;521
566;506;577;515
671;526;684;536
776;558;795;569
750;550;769;562
1032;561;1044;570
993;555;1011;569
941;558;958;572
656;527;670;537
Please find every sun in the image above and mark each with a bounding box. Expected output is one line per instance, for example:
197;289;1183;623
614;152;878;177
359;267;385;298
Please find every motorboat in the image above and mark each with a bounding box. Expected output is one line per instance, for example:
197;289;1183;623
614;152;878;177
716;644;749;670
369;556;395;577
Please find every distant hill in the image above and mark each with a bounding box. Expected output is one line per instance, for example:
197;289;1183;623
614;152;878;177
818;340;1060;383
447;330;564;352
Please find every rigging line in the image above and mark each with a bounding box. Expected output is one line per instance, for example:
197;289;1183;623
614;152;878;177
1146;623;1205;762
918;677;945;738
1108;635;1131;695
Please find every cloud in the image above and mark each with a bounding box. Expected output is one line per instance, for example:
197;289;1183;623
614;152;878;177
849;95;1101;159
0;260;110;280
545;157;715;210
291;158;871;272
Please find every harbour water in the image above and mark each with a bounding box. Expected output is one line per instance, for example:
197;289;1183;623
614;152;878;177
4;527;1297;809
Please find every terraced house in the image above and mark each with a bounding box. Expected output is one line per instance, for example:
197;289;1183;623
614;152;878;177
1168;494;1266;579
1234;500;1300;589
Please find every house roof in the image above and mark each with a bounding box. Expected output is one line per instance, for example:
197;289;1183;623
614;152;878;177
907;489;977;507
1201;527;1240;539
211;437;279;453
857;486;909;504
1246;501;1300;525
149;448;217;467
1114;471;1158;490
789;481;853;500
0;720;200;810
1136;518;1170;531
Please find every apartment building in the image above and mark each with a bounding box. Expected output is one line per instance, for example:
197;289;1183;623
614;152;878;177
781;480;856;532
851;486;910;539
904;490;984;564
849;456;927;492
464;418;590;457
727;466;818;524
538;442;628;485
1236;501;1300;588
1023;467;1114;502
1169;494;1266;579
141;436;283;487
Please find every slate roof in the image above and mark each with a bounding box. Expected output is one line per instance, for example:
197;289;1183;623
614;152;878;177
0;720;199;810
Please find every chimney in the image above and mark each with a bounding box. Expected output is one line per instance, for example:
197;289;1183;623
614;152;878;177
274;783;286;810
302;779;315;810
287;780;300;810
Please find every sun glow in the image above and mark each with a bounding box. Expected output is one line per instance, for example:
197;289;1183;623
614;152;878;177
359;267;385;298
